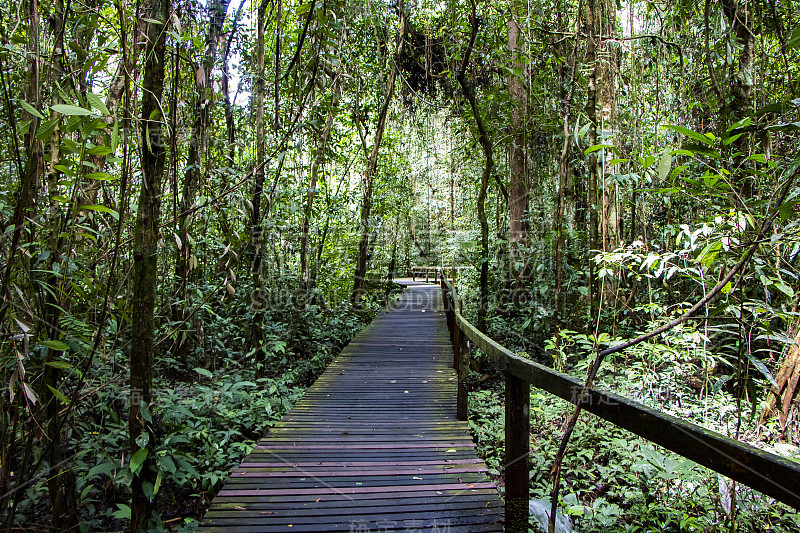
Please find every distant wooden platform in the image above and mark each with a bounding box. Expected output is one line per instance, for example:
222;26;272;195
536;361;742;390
198;281;503;532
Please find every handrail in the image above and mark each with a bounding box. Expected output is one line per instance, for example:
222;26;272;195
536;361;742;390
439;273;800;530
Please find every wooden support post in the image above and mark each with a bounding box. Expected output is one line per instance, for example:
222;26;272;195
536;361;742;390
505;372;530;531
457;328;468;421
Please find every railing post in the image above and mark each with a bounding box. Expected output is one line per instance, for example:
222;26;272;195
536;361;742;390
505;372;530;531
457;328;468;421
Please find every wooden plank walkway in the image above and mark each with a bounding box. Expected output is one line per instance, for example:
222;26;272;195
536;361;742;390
199;280;503;532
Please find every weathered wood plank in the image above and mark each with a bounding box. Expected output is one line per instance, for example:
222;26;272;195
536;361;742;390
198;281;503;531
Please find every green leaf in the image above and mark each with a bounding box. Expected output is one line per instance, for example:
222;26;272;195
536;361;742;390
45;360;73;369
87;93;110;115
85;172;116;181
639;155;657;168
36;118;59;141
773;282;794;298
42;340;69;351
139;403;152;423
51;104;93;116
80;205;119;220
153;469;163;496
657;149;672;182
195;367;213;379
746;353;778;389
135;432;150;449
113;504;131;519
723;133;744;146
88;462;114;478
88;146;113;156
663;124;713;146
787;24;800;50
130;448;149;474
19;100;43;119
584;143;615;156
46;384;70;405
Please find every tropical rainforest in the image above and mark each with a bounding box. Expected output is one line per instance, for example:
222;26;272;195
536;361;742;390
0;0;799;530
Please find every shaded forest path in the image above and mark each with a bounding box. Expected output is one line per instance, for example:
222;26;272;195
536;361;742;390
198;281;504;532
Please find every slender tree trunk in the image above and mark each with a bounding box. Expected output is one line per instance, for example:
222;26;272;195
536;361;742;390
129;0;169;526
251;0;267;379
554;3;579;331
301;80;339;290
507;16;528;285
352;4;405;306
220;0;246;168
456;0;492;332
721;0;755;196
41;1;78;526
586;0;601;321
598;0;619;307
173;0;231;365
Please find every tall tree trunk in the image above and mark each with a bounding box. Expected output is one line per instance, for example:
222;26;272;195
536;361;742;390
598;0;619;305
586;0;601;321
301;80;339;291
129;0;169;526
220;0;246;169
173;0;231;365
507;16;528;285
352;4;405;306
456;0;492;332
41;0;78;526
554;3;579;331
251;0;267;380
721;0;755;196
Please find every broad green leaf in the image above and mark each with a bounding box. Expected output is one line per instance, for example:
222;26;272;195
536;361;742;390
88;462;114;478
153;469;163;496
657;149;672;182
42;340;69;351
46;384;69;405
130;448;149;474
85;172;116;181
19;100;43;119
195;367;213;378
773;282;794;298
88;146;113;156
51;104;93;116
639;155;657;169
723;133;744;146
787;24;800;50
584;143;615;156
87;93;110;115
663;124;713;146
113;504;131;519
746;353;778;389
36;118;59;141
45;360;73;369
80;205;119;220
135;432;150;449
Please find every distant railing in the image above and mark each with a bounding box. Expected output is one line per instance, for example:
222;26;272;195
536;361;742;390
438;273;800;530
411;265;473;283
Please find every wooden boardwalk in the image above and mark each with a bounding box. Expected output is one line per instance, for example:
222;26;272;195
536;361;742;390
199;281;503;532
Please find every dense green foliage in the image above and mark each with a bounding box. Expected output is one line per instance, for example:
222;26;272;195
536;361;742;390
0;0;799;529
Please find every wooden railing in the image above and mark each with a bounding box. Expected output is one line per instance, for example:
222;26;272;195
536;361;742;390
411;265;473;283
410;265;442;283
439;274;800;530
